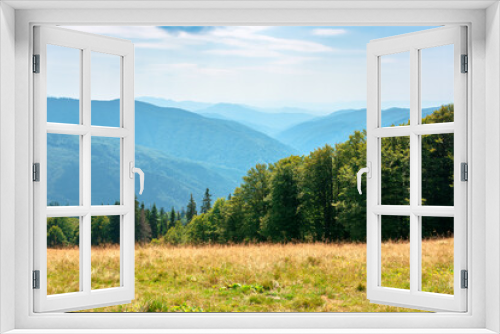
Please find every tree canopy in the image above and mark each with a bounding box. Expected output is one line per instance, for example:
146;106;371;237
48;105;454;247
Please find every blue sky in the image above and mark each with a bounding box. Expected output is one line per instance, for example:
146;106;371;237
60;26;454;114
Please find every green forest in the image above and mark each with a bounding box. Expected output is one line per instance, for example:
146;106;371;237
47;104;454;247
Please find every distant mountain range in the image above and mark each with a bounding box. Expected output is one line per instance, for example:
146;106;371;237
136;97;317;136
196;103;315;136
136;97;212;112
47;97;443;209
47;98;296;209
276;107;440;154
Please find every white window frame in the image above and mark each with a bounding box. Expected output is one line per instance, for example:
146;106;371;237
33;25;136;313
366;26;467;312
1;2;498;333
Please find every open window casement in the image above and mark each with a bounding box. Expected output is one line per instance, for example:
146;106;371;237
33;26;140;312
363;26;467;312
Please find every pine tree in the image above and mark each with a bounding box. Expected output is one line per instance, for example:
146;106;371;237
108;202;121;244
159;207;167;236
169;207;176;230
139;202;151;243
186;194;197;223
150;203;159;239
201;188;212;214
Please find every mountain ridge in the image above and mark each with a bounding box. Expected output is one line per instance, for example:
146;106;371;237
276;106;441;154
47;98;296;209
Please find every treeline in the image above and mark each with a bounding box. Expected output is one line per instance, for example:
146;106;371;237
47;104;454;247
155;104;454;244
47;215;121;247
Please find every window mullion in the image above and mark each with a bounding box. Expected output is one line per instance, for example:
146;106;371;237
82;47;91;294
409;47;420;295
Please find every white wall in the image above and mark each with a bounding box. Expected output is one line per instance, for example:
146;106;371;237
3;4;494;332
486;2;500;333
0;2;16;333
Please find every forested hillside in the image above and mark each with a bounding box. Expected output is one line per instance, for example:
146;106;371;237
47;98;295;208
47;105;454;246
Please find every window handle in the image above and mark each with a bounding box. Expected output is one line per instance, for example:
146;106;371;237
129;161;145;195
357;162;371;195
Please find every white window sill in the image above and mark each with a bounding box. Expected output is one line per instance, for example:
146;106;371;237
3;329;497;334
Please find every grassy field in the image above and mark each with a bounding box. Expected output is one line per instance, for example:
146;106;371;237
46;239;454;312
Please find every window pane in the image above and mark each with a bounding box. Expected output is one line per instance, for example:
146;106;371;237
421;45;454;123
91;137;120;205
91;215;121;290
380;52;410;127
47;44;80;124
421;133;454;206
47;133;80;206
381;136;410;205
381;215;410;290
47;216;80;295
421;217;454;294
91;52;121;127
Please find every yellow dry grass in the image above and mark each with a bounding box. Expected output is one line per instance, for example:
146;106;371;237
46;239;454;312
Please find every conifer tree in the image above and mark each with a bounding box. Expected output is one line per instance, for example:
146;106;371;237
150;203;159;239
159;207;167;236
201;188;212;214
186;194;197;223
108;201;121;244
139;202;151;243
169;207;176;231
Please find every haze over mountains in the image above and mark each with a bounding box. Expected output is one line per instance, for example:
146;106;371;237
48;97;441;210
276;106;440;153
137;97;316;136
196;103;315;136
47;98;296;209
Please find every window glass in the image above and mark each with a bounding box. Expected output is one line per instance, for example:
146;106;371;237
380;52;410;126
381;136;410;205
381;216;410;290
91;137;121;205
47;44;80;124
47;133;80;206
421;217;454;294
91;215;121;290
47;217;80;295
421;133;454;206
421;45;454;123
91;52;121;127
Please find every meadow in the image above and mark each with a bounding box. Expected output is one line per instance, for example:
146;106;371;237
46;238;454;312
